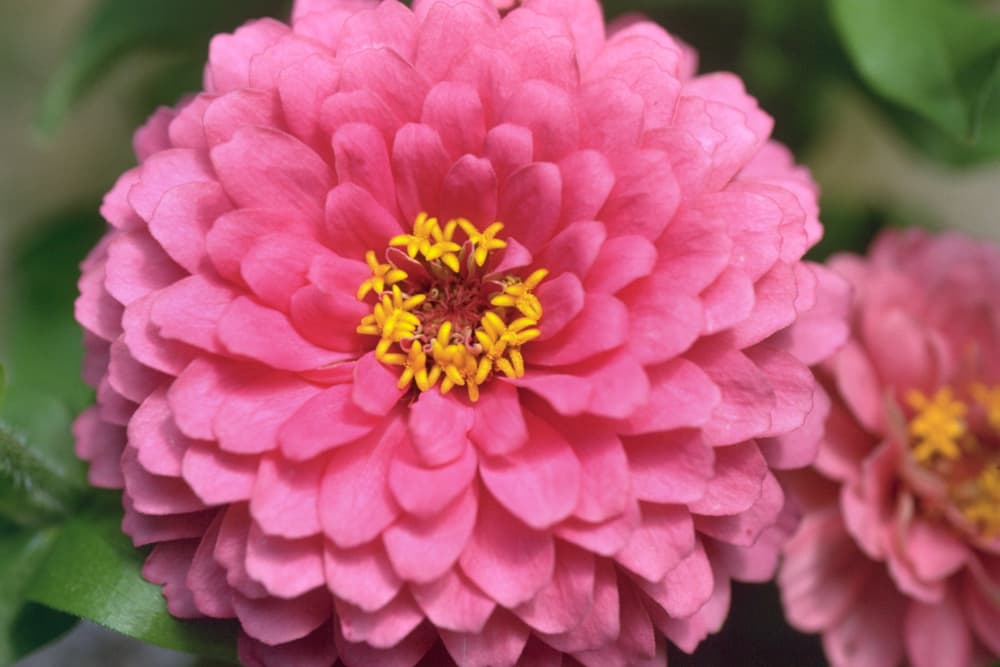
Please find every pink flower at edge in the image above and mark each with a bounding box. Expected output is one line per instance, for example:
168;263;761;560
73;0;849;665
779;228;1000;667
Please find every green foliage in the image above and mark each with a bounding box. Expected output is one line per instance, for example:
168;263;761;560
23;506;239;662
831;0;1000;157
38;0;291;134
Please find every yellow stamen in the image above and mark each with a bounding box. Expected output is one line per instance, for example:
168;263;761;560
357;213;548;401
906;387;967;463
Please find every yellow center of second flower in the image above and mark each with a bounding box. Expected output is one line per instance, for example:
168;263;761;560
906;384;1000;538
355;213;547;402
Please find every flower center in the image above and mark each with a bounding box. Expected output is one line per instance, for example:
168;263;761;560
905;385;1000;538
355;213;547;402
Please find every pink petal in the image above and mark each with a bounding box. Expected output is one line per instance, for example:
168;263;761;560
599;149;679;240
279;52;341;148
557;151;615;225
468;381;528;457
822;574;905;667
318;421;402;548
333;122;397;214
240;233;333;312
510;371;592;416
536;221;606;281
324;183;405;260
167;357;256;441
408;390;474;466
245;528;325;599
539;558;620;653
903;519;968;583
557;495;641;557
392;122;451;222
422;81;487;159
688;440;768;516
657;560;730;653
353;352;406;416
233;587;331;646
638;539;713;618
497;162;562;252
278;383;380;461
210;126;331;223
502;80;578;162
534;272;585;343
142;540;200;618
213;373;320;455
147;181;231;274
512;542;595;634
206;18;288;92
217;297;351;371
412;569;496;634
128;149;215;221
336;594;424;649
389;436;478;518
324;540;402;613
150;274;237;355
479;411;581;529
623;358;720;434
122;447;205;515
250;455;322;539
202;88;280;146
340;48;429;122
130;387;187;477
626;430;714;505
614;503;695;582
459;495;555;608
338;0;418;61
528;294;628;366
484;123;533;187
105;229;184;305
568;425;629;522
206;207;318;285
586;235;656;294
334;622;436;667
620;274;704;365
186;515;236;618
440;610;530;667
695;471;784;547
239;623;338;667
832;341;885;434
439;155;498;229
383;486;478;583
182;443;258;505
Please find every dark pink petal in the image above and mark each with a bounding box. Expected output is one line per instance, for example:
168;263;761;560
689;341;775;447
211;127;332;222
250;455;322;539
639;539;713;618
513;542;595;634
217;297;351;371
614;503;695;582
333;122;397;214
214;504;267;598
439;155;498;229
131;388;188;477
324;540;402;613
109;338;166;404
279;384;380;461
336;594;424;650
440;610;530;667
657;561;730;653
586;235;656;294
822;574;905;667
388;437;477;519
624;359;720;435
758;382;829;470
460;495;555;608
233;587;331;645
245;528;325;599
186;514;236;618
150;274;237;354
239;623;339;667
334;621;436;667
621;274;704;365
412;569;496;634
528;294;627;366
128;149;215;221
832;341;884;434
557;495;641;557
688;441;768;516
384;486;478;583
123;500;214;547
182;443;258;505
468;381;528;457
408;390;474;466
695;471;784;547
480;411;581;529
392;123;451;222
599;149;679;240
319;422;402;548
539;558;620;653
122;446;205;515
142;540;200;618
147;181;231;275
903;519;968;583
75;406;126;487
206;18;288;92
77;256;124;341
569;426;629;522
213;373;320;455
626;430;714;505
497;162;562;253
167;357;257;440
121;295;195;376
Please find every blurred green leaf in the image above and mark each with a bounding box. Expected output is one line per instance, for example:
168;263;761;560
831;0;1000;148
38;0;291;134
0;209;104;478
24;507;239;662
0;423;84;526
0;526;77;666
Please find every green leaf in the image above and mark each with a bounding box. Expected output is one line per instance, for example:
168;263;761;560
37;0;290;134
0;526;77;665
24;508;239;662
0;424;84;526
830;0;1000;144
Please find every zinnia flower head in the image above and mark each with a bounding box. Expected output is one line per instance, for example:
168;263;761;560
779;229;1000;667
74;0;848;664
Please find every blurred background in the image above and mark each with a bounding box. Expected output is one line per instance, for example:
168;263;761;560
1;0;999;665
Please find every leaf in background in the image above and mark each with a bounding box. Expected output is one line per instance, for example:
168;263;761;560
0;525;77;666
0;424;84;527
24;507;239;662
37;0;290;134
830;0;1000;147
0;209;104;480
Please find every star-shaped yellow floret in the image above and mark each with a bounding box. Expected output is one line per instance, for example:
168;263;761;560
906;387;968;463
389;212;462;272
458;219;507;267
490;268;548;320
356;250;408;300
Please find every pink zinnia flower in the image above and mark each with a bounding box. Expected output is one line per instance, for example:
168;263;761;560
74;0;847;664
779;229;1000;667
